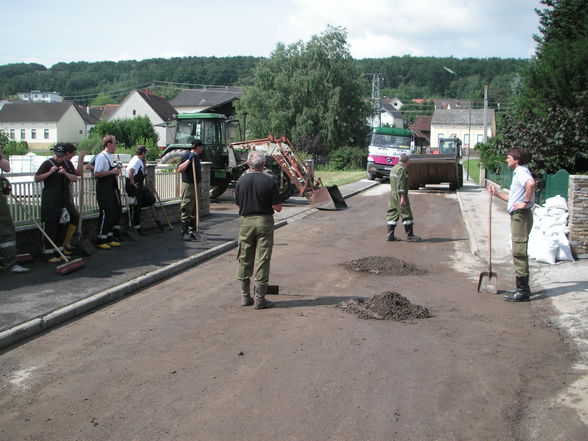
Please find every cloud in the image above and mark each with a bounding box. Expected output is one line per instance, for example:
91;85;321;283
286;0;540;58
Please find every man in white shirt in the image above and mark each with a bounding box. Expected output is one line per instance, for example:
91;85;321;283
93;135;122;249
125;145;155;235
488;147;536;302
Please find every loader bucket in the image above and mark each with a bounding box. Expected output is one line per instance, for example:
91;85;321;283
310;185;347;210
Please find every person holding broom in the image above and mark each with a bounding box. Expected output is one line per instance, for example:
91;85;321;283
177;139;204;241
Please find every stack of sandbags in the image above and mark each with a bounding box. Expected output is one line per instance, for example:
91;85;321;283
528;195;574;264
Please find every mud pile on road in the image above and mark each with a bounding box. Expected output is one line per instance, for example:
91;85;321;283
342;256;426;276
338;291;431;321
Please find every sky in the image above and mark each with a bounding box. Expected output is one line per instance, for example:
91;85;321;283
0;0;542;67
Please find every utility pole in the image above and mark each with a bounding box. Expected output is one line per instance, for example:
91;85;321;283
371;73;382;127
482;85;489;143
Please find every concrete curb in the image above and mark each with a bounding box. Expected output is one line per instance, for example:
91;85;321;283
0;182;377;351
456;184;480;257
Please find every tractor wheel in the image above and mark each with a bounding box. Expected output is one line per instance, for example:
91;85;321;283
210;183;228;199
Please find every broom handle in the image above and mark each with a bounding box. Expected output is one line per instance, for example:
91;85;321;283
11;193;69;262
78;175;84;230
488;192;492;273
191;160;200;232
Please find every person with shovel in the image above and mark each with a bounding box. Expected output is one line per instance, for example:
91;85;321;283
35;144;79;262
177;139;204;241
125;145;155;236
93;135;123;250
386;153;420;242
235;150;283;309
0;151;30;273
488;147;536;302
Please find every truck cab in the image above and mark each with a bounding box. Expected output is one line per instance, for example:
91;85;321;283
366;127;414;180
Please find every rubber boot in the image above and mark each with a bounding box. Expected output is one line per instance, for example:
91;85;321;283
504;276;530;302
404;224;421;242
63;224;77;251
386;224;397;241
254;282;274;310
240;279;253;306
181;221;191;241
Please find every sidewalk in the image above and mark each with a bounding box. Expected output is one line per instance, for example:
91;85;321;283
0;180;377;349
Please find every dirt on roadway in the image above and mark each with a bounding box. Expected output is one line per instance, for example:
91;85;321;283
0;184;585;441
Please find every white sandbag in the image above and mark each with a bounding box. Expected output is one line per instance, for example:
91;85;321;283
544;195;568;211
556;232;575;262
529;231;558;264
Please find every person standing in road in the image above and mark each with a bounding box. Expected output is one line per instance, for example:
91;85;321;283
488;147;536;302
0;150;30;273
177;139;204;241
386;153;420;242
125;145;155;236
235;150;283;309
93;134;122;249
35;144;79;262
61;143;85;252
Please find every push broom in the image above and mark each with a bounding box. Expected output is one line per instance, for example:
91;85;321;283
11;194;85;275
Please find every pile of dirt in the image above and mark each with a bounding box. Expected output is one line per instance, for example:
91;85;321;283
342;256;426;276
338;291;432;321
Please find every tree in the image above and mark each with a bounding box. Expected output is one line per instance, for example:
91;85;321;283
485;0;588;175
237;26;372;156
90;116;158;150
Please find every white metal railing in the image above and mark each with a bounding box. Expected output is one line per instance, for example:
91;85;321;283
3;170;181;230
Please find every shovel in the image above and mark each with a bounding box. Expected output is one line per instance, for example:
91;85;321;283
148;177;173;231
478;193;498;293
191;160;208;244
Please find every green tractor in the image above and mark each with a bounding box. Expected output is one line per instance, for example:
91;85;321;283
159;113;241;199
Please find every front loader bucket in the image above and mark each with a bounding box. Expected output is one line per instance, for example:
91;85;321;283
310;185;347;210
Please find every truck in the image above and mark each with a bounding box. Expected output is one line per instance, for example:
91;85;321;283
366;126;414;181
159;113;346;209
407;137;464;191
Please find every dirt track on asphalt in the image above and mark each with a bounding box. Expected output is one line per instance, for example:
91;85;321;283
1;185;585;441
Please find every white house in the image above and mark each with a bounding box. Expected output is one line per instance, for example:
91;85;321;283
17;90;63;103
430;108;496;149
369;101;404;129
109;89;177;146
0;102;90;151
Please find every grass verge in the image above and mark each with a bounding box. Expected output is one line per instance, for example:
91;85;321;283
463;159;480;185
314;169;366;187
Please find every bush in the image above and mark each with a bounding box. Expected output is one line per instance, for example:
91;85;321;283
2;140;29;156
328;146;366;170
76;135;103;155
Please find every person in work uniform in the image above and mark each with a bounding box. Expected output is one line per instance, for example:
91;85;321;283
235;150;283;309
177;139;204;241
93;134;122;249
386;152;421;242
0;150;30;273
488;147;536;302
125;145;155;235
35;144;79;262
61;143;85;252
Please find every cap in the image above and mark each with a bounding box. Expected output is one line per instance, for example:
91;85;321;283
52;144;66;156
63;143;76;154
192;139;204;148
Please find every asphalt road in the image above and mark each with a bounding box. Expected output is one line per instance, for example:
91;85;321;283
1;185;585;440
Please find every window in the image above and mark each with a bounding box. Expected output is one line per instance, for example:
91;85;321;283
132;109;136;116
44;129;50;139
476;134;483;145
31;129;36;139
20;129;25;139
464;133;470;146
9;129;15;140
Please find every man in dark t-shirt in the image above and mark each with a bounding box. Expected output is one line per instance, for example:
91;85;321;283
177;139;204;241
235;150;283;309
